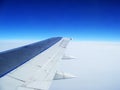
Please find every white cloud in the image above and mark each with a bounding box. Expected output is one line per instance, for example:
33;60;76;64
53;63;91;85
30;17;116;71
51;41;120;90
0;40;36;52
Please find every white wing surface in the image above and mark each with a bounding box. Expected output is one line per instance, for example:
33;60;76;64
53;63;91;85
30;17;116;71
0;37;71;90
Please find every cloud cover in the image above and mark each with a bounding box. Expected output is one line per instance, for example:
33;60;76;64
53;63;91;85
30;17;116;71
50;41;120;90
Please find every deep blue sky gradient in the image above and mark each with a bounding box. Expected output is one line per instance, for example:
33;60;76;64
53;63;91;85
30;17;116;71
0;0;120;41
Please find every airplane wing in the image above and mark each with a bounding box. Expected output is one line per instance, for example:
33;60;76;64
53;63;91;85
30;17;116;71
0;37;71;90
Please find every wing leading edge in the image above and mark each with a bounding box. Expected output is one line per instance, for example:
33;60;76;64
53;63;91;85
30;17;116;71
0;37;71;90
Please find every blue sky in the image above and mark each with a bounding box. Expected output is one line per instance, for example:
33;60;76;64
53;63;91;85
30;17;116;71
0;0;120;41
